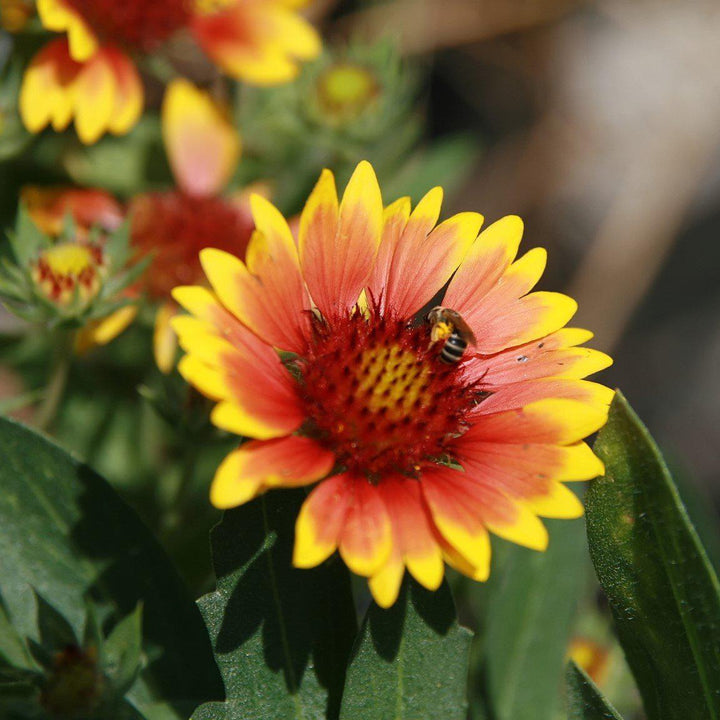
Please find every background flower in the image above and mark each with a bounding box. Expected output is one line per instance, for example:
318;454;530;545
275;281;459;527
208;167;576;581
130;78;255;372
19;0;321;142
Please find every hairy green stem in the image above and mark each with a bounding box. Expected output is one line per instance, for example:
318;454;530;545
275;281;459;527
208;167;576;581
37;330;74;432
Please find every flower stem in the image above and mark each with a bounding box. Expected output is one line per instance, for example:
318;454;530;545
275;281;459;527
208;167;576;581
37;330;74;432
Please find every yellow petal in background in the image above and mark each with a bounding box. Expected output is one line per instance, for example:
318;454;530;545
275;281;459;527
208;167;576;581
153;302;179;374
75;305;138;354
162;78;241;197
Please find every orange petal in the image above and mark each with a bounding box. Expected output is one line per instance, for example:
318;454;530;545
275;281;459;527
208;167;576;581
475;291;578;355
20;38;79;135
210;436;335;509
200;240;310;354
174;327;305;440
365;196;411;309
162;78;240;197
467;328;612;386
443;215;523;315
451;439;592;519
421;466;493;576
73;50;118;144
337;475;392;577
377;476;444;591
172;285;279;367
300;162;383;317
423;465;547;552
105;47;143;136
216;354;304;438
375;188;482;317
299;168;339;306
454;246;578;353
468;398;610;445
474;378;614;416
294;473;352;568
453;437;604;484
191;1;320;85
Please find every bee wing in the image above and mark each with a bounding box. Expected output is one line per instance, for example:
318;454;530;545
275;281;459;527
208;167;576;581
444;309;477;345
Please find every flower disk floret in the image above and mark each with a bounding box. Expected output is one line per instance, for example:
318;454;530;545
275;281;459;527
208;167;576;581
171;161;614;608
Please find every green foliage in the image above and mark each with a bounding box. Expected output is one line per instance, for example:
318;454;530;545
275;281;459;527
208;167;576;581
566;662;624;720
339;579;472;720
102;604;144;698
236;40;424;211
382;135;482;205
0;58;31;162
194;490;357;720
587;391;720;720
0;417;222;718
482;516;589;720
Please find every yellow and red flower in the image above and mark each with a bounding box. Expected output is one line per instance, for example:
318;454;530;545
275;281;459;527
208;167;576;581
130;78;255;372
20;0;321;143
15;185;137;349
568;637;611;685
172;161;613;607
22;185;123;237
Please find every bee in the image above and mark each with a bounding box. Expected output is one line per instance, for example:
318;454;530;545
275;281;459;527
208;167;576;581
426;306;477;364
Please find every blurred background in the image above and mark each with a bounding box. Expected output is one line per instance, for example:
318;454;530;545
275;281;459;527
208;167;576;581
1;1;719;717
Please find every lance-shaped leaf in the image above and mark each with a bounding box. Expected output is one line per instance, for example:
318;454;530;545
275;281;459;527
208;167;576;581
483;516;589;720
587;392;720;720
196;490;357;720
566;661;624;720
0;417;222;718
339;578;472;720
102;604;144;698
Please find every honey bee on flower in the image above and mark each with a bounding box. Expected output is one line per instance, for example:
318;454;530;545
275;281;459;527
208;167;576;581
426;306;477;364
171;161;613;608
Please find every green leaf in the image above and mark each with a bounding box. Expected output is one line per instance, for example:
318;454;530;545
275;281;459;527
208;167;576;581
587;391;720;720
9;207;50;266
102;604;144;697
191;701;228;719
0;417;222;717
339;578;472;720
103;219;132;272
0;594;34;671
566;661;624;720
197;490;357;720
482;516;589;720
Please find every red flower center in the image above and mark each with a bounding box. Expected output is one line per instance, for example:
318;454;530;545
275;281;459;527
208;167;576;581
299;311;482;479
64;0;191;52
130;191;254;300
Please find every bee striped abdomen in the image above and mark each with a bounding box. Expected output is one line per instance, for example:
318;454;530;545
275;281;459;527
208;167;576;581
440;332;468;363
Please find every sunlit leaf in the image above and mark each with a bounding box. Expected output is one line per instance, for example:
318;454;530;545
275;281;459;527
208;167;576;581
196;490;357;720
587;392;720;720
339;579;472;720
